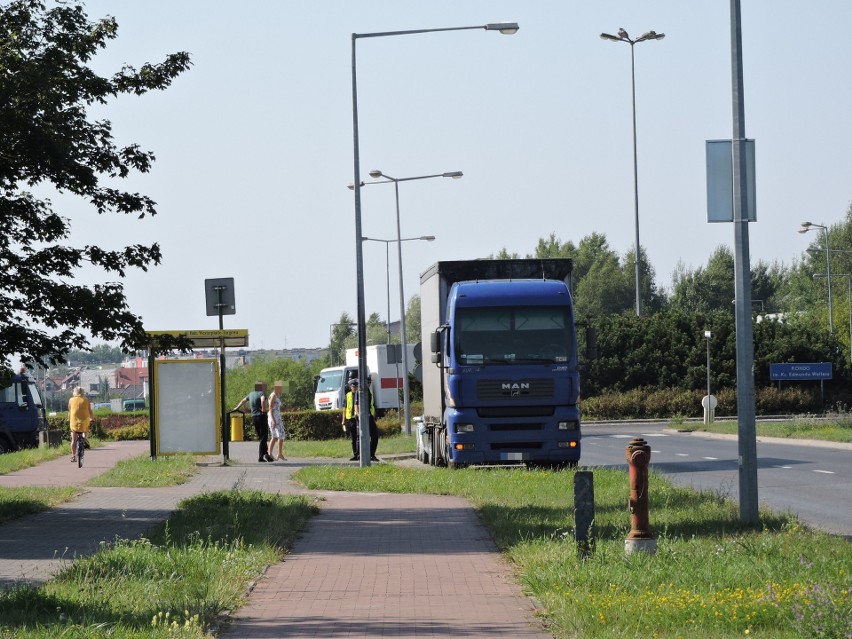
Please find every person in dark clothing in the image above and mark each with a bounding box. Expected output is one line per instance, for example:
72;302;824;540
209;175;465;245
341;378;359;461
234;381;272;462
355;375;380;462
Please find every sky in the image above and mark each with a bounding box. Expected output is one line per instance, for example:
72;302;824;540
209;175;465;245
48;1;852;352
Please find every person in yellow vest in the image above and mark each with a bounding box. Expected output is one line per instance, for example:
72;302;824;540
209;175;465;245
341;378;359;461
68;386;93;463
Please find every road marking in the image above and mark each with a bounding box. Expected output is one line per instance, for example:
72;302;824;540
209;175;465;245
813;469;835;474
611;435;633;438
676;453;689;457
641;433;668;437
652;450;662;454
703;457;718;460
771;465;792;469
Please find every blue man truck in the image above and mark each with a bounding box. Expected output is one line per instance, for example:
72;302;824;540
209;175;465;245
418;259;581;469
0;371;47;453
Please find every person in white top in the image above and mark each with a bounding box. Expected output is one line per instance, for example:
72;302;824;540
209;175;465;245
267;381;286;461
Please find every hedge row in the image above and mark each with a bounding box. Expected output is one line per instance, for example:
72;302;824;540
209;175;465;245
580;386;824;421
46;410;404;443
44;389;825;442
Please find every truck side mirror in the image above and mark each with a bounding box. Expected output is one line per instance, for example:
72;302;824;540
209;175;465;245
430;331;441;354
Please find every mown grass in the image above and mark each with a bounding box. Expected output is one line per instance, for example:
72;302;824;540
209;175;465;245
0;440;100;475
688;415;852;444
0;486;81;525
0;490;318;638
281;433;415;458
86;454;198;488
294;464;851;639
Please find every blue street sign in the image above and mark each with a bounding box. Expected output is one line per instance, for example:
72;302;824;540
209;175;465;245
770;362;833;381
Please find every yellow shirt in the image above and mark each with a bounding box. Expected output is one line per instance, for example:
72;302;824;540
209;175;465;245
69;396;92;433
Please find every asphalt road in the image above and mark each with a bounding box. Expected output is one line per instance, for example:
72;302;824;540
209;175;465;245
581;421;852;539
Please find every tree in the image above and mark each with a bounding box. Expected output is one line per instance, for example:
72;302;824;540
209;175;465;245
405;295;421;347
328;313;356;366
0;1;191;384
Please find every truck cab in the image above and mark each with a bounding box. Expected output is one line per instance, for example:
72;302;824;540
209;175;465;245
0;373;47;453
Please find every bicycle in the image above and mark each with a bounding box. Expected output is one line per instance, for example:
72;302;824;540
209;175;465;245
75;432;85;468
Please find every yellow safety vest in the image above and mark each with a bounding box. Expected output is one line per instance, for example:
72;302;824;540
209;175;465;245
344;391;356;419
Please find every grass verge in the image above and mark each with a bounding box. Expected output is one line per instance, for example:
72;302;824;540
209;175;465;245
0;489;318;638
0;440;101;476
684;416;852;444
0;486;81;525
281;433;415;458
86;454;198;488
294;464;851;638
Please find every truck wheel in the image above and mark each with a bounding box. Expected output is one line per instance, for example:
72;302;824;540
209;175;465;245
0;435;13;455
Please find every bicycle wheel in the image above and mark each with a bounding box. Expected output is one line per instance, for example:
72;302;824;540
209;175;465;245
77;437;84;468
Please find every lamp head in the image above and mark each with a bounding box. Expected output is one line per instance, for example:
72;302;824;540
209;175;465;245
618;27;629;39
485;22;519;35
421;236;436;241
369;170;383;179
799;222;813;234
443;171;463;179
600;32;620;41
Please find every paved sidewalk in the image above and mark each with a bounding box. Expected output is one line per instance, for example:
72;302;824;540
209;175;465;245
0;442;551;637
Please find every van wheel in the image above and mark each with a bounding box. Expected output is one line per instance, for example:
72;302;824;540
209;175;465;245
0;436;13;455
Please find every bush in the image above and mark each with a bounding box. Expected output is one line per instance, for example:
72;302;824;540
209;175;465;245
580;386;825;420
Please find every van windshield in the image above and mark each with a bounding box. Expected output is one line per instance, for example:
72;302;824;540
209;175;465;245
315;370;343;393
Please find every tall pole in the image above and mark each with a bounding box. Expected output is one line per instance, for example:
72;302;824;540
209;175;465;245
629;42;642;316
351;34;370;467
824;228;834;334
601;28;664;316
384;242;391;345
351;22;517;465
730;0;758;524
392;180;414;436
706;335;711;399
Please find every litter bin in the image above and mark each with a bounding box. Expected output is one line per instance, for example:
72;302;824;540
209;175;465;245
230;411;245;442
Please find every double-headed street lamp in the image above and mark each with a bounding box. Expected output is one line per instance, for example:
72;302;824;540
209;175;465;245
362;234;435;413
368;170;461;436
799;221;833;334
351;22;518;466
600;28;664;317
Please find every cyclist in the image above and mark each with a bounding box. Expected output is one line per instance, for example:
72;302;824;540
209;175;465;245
68;387;93;464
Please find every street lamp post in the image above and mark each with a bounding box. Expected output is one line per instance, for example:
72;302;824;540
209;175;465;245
600;27;664;317
368;170;461;435
704;330;712;399
814;273;852;365
351;22;517;465
362;235;436;416
800;222;834;334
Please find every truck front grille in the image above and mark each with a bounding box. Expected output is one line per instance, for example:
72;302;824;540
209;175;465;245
478;406;554;418
477;379;554;400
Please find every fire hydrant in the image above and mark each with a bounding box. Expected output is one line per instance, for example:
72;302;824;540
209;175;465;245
625;437;657;555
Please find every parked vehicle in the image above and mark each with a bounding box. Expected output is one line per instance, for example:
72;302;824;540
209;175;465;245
344;344;417;412
313;344;417;413
313;365;360;411
0;372;47;453
419;259;581;469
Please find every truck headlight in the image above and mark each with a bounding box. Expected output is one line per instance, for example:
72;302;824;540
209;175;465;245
558;421;579;431
455;423;475;433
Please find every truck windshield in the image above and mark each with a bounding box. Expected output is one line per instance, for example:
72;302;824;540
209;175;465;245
27;382;43;406
315;370;343;393
455;306;574;365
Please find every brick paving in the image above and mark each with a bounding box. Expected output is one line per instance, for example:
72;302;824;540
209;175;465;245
0;441;551;638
